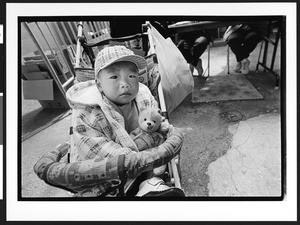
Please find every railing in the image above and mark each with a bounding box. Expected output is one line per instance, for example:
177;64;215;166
21;21;82;107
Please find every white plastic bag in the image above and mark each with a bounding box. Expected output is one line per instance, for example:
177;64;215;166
148;23;194;114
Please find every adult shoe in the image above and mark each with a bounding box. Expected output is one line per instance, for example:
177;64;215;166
241;58;250;74
233;61;242;72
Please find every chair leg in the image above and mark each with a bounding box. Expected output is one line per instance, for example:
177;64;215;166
256;41;264;72
207;45;210;77
227;45;230;74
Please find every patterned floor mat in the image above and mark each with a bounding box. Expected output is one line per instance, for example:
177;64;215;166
191;74;263;103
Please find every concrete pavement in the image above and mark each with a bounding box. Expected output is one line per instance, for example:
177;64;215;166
206;113;281;196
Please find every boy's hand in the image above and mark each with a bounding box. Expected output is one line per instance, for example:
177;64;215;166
33;141;70;179
159;118;170;135
166;124;175;138
55;142;70;158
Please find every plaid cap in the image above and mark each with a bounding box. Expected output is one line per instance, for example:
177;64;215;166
94;45;147;78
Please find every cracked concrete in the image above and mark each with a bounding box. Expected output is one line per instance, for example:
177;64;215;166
206;113;281;196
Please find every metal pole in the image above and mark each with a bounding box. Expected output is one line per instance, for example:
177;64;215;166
35;22;68;81
207;44;210;77
45;22;75;78
94;21;101;31
256;41;264;72
60;22;74;45
270;22;281;71
68;22;77;41
53;22;68;47
227;45;230;74
75;22;83;69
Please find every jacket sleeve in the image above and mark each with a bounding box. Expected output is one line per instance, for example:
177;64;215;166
124;129;183;178
33;142;124;195
33;129;184;195
72;106;134;161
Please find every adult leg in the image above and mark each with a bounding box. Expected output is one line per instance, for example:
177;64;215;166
177;39;193;64
177;39;194;74
227;30;251;73
242;31;262;57
191;36;209;76
237;31;262;74
191;36;209;66
226;31;248;62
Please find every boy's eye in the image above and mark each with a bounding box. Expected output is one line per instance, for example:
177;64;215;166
129;74;138;78
109;75;118;79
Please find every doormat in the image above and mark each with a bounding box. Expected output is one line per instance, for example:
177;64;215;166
191;74;263;103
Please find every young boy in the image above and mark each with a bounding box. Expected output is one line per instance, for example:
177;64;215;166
68;45;160;161
34;45;184;197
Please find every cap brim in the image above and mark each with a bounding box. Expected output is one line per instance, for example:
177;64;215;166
100;55;147;71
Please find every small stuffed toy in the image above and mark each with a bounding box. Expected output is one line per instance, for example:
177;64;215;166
131;107;165;151
138;107;163;133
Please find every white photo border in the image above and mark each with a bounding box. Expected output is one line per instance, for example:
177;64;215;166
7;2;297;221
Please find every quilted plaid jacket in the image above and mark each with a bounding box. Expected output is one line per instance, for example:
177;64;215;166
34;79;184;197
66;80;159;163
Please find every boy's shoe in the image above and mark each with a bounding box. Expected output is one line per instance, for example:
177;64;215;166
195;58;203;76
241;58;250;74
135;177;185;197
233;61;242;72
153;164;167;176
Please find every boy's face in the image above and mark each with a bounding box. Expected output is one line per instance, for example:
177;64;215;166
98;61;140;105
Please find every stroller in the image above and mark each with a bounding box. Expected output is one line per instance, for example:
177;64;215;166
73;21;183;194
34;21;190;197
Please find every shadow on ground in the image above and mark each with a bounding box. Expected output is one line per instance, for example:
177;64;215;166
22;108;71;141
